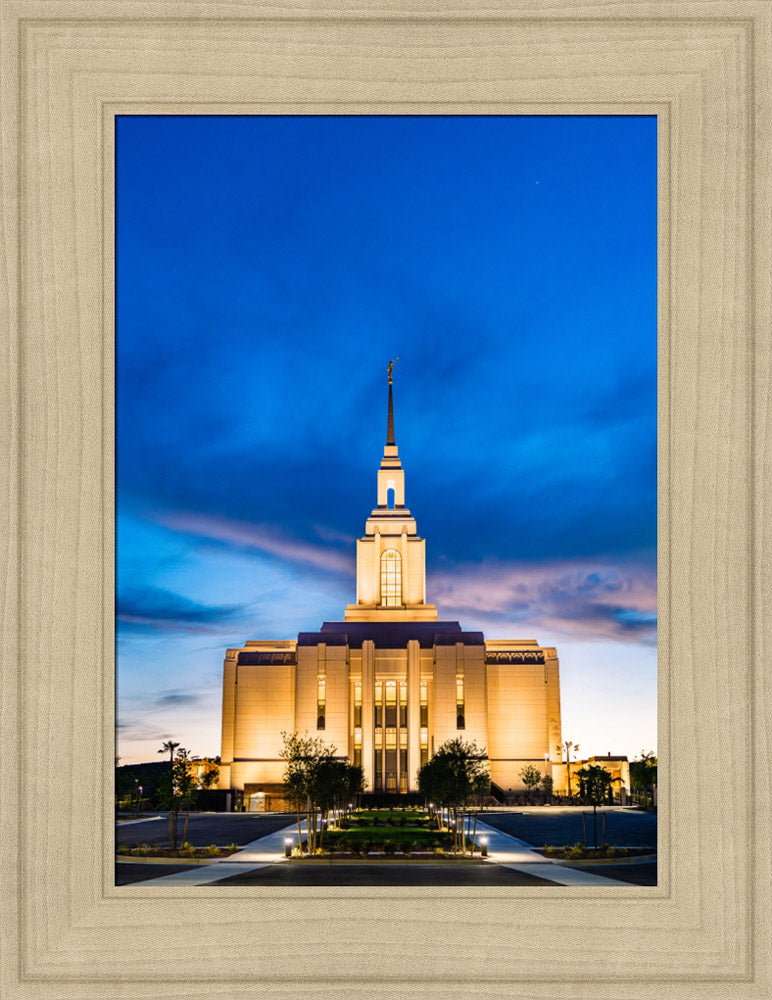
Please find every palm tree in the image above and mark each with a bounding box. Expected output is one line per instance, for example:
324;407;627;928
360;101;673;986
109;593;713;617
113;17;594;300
158;740;180;850
557;740;580;798
158;739;180;788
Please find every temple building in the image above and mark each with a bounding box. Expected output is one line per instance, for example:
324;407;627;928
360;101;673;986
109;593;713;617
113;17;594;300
218;367;562;809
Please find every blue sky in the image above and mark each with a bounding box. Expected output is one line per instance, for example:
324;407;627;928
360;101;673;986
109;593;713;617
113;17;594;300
116;115;657;765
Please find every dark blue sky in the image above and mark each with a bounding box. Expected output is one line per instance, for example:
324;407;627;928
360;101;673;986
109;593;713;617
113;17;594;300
116;115;657;763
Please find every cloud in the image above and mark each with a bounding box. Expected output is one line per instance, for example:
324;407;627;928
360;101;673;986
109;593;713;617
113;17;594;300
154;690;203;707
157;511;355;577
116;585;244;634
430;558;656;645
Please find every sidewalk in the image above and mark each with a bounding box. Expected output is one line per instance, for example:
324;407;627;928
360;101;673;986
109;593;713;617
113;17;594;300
129;816;636;887
473;819;634;886
131;820;300;886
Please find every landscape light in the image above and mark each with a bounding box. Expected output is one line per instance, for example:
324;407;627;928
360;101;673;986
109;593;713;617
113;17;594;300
284;837;293;858
480;836;489;857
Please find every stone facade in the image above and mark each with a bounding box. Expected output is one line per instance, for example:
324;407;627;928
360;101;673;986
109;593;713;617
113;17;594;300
219;374;563;803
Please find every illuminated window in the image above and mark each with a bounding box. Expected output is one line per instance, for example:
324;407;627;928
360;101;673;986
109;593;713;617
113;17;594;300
399;680;407;726
399;728;407;748
353;679;362;728
354;727;362;768
420;726;429;766
380;549;402;607
374;680;383;728
375;728;383;749
420;679;428;727
456;675;465;730
385;680;397;727
317;678;326;730
386;771;397;792
385;728;397;749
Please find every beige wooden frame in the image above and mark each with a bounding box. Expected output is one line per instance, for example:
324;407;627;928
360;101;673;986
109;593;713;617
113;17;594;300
1;2;770;997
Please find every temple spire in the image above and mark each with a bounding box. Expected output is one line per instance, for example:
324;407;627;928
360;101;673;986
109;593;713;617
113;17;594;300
387;357;399;445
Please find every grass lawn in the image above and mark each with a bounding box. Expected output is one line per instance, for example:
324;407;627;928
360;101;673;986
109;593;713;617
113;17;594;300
325;826;452;851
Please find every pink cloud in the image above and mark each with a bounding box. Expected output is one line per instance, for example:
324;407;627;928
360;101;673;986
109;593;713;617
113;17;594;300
429;559;656;644
158;511;355;577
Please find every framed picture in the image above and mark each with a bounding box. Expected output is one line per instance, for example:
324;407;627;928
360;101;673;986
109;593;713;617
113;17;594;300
2;3;768;998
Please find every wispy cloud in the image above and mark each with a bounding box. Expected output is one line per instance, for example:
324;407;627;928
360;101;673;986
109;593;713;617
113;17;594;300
116;585;244;634
430;559;656;644
158;511;355;576
154;690;203;707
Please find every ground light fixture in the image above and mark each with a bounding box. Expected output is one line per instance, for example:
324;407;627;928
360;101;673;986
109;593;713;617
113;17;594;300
480;836;489;857
284;837;293;858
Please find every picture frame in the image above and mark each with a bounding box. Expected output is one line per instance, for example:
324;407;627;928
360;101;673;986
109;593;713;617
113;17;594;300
2;2;769;997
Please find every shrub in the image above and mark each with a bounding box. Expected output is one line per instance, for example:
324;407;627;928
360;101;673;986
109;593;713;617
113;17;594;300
203;843;220;857
567;843;586;859
543;845;557;856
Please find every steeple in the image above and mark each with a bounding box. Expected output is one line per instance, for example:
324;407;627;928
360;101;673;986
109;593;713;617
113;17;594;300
344;362;437;622
386;356;398;445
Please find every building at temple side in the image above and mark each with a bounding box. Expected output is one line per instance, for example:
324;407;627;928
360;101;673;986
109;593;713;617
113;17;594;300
218;368;562;809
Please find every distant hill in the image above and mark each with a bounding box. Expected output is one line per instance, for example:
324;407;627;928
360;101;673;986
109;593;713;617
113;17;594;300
116;760;168;797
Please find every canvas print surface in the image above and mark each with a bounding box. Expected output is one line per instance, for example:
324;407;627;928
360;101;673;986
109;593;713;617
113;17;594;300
115;115;657;886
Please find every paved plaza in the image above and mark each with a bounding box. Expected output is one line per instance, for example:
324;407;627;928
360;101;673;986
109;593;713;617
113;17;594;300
116;807;656;887
479;806;657;849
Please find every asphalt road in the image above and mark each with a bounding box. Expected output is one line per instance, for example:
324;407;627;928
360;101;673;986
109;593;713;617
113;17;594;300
563;861;658;886
481;807;657;849
116;812;295;849
212;862;557;886
115;862;203;884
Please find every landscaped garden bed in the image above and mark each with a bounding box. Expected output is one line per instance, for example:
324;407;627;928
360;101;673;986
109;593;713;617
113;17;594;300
290;807;486;858
117;842;240;859
535;843;656;860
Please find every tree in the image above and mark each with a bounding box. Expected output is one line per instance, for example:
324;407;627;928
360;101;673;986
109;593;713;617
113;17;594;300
280;731;345;855
417;738;490;856
199;765;219;789
576;764;614;847
158;740;180;789
630;751;657;806
518;763;542;804
541;773;554;802
345;763;365;812
557;740;580;797
157;740;181;850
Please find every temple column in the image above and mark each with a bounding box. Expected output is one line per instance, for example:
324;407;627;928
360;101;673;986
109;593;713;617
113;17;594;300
407;639;420;790
361;640;375;790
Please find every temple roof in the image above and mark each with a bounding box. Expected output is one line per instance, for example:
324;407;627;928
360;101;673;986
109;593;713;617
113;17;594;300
297;620;484;649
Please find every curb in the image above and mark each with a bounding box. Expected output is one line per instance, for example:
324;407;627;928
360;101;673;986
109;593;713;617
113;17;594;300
281;857;490;866
535;853;657;866
116;855;222;866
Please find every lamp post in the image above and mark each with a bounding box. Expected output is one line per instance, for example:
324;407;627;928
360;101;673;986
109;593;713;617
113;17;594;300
136;785;143;816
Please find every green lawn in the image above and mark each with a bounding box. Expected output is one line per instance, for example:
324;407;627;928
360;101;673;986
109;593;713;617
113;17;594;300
348;809;430;825
326;826;451;850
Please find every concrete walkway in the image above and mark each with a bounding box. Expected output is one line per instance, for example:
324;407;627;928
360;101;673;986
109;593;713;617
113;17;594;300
134;820;300;886
472;819;632;886
133;816;633;887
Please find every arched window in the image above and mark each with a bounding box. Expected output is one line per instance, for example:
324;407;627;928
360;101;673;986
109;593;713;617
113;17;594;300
387;487;395;509
380;549;402;607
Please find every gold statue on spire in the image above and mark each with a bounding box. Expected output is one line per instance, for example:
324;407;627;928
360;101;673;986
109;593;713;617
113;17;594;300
387;356;400;384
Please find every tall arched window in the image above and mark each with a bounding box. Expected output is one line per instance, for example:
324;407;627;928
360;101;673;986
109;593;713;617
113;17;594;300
380;548;402;607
